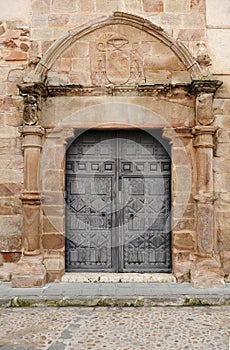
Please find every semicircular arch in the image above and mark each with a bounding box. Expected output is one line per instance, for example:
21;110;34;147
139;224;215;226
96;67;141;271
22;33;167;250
35;12;202;82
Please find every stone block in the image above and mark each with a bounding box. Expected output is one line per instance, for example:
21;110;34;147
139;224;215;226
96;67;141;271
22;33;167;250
173;166;193;192
0;24;6;36
40;145;65;169
178;29;205;41
145;70;172;84
218;229;230;251
173;251;191;282
214;173;230;192
214;75;230;98
207;30;230;74
4;29;21;39
76;0;96;12
0;169;23;183
43;215;64;233
42;205;65;219
161;14;182;26
71;58;90;72
0;0;31;21
31;28;53;41
173;231;195;250
2;252;21;263
182;13;205;27
0;198;22;215
5;51;27;61
214;158;230;173
0;183;23;197
41;191;65;206
0;234;22;252
48;14;70;27
220;251;230;275
32;0;51;14
41;169;64;191
0;262;16;281
214;143;230;159
41;233;65;250
214;115;230;129
216;130;230;143
190;0;205;13
32;14;48;27
0;216;22;238
173;218;194;231
191;257;225;288
43;252;65;281
11;256;46;288
172;147;191;165
206;0;230;28
124;0;142;12
173;204;194;219
214;99;230;115
96;0;118;12
143;0;163;13
51;0;76;12
64;41;90;58
164;0;190;13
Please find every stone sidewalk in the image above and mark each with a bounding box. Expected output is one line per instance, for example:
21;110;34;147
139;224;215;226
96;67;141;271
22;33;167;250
0;306;229;349
0;282;230;307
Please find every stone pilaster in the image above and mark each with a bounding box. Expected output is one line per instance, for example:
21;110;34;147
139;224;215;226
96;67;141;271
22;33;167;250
12;126;46;287
190;81;225;288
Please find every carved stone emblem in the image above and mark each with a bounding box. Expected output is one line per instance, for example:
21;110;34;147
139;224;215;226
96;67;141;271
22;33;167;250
23;94;38;125
196;93;214;126
91;33;145;85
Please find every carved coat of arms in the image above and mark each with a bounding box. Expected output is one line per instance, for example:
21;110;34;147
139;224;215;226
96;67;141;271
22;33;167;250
91;34;145;85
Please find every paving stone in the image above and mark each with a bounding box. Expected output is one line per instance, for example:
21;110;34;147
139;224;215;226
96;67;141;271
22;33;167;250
0;306;229;349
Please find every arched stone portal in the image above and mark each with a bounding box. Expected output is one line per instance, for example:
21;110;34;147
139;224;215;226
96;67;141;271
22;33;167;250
12;13;224;288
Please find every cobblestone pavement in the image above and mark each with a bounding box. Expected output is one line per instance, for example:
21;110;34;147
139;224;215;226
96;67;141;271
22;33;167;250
0;306;229;350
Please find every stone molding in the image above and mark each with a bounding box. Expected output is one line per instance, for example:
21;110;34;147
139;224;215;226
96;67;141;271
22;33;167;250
34;12;202;81
192;125;218;148
189;79;223;95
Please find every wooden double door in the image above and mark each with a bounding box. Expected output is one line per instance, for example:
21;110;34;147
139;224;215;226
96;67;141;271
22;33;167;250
65;130;171;272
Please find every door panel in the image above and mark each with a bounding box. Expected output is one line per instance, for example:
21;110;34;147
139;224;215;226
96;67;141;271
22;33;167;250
65;130;171;272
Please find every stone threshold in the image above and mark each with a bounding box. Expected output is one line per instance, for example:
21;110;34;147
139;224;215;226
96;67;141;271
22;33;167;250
61;272;176;283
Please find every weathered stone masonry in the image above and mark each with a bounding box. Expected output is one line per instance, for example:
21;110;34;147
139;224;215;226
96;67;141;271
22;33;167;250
0;1;229;288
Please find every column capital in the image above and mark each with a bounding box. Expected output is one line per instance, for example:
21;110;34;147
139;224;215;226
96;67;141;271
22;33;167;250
19;125;45;137
192;125;218;137
189;79;222;96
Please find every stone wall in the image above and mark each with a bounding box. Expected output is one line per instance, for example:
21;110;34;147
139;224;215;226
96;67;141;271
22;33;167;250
0;0;229;287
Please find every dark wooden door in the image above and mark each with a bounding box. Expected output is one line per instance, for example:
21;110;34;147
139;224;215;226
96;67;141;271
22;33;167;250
65;130;171;272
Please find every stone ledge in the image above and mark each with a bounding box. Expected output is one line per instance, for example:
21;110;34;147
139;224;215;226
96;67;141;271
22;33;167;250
61;272;177;283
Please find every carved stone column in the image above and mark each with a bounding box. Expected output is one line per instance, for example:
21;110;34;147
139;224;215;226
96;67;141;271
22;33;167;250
190;80;225;288
12;86;46;287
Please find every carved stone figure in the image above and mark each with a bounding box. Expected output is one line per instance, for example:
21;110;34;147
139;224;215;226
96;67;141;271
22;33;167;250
196;93;214;125
195;41;212;77
23;94;38;125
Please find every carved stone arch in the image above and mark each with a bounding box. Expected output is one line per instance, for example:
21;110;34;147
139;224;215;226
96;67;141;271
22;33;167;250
14;12;225;289
35;12;202;82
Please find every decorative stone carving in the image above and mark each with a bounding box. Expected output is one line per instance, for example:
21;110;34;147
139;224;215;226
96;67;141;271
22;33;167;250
91;33;145;85
195;41;212;77
196;93;214;125
22;94;39;125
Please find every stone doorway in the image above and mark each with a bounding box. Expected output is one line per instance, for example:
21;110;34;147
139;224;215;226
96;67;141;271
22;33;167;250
65;129;171;273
